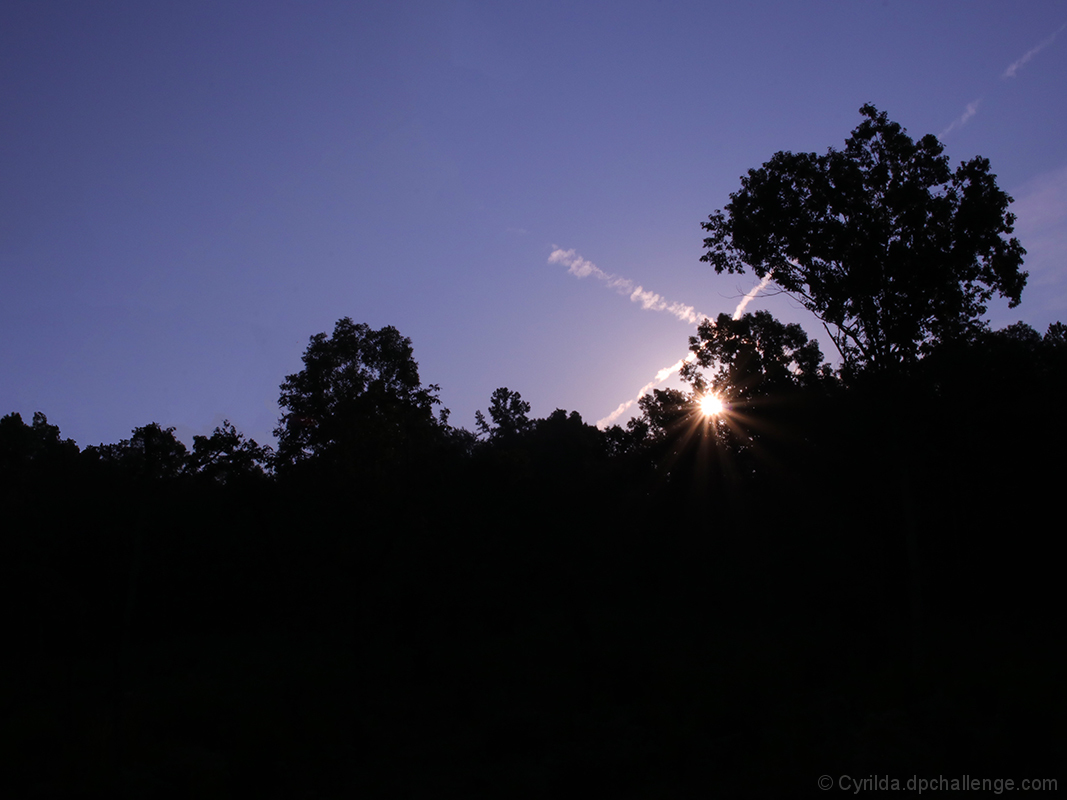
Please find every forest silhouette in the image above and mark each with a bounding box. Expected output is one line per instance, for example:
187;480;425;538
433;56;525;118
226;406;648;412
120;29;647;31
3;108;1064;796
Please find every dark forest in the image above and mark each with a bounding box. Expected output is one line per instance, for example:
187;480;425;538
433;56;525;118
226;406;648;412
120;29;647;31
3;108;1064;797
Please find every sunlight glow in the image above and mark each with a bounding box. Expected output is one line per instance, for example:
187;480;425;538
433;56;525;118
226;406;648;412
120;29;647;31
699;394;724;417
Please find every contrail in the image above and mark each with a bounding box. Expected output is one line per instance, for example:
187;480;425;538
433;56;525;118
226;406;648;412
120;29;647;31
596;353;698;428
1004;22;1066;78
549;248;708;325
939;98;981;140
595;272;774;429
937;23;1065;142
732;272;774;319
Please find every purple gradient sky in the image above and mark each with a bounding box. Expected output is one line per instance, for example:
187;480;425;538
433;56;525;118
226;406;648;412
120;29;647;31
3;1;1065;450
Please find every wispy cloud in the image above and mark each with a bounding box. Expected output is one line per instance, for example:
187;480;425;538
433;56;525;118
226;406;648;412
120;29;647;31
596;353;698;428
732;273;774;319
549;248;708;324
939;98;981;140
1009;164;1067;311
1004;22;1067;78
629;287;702;324
939;24;1065;141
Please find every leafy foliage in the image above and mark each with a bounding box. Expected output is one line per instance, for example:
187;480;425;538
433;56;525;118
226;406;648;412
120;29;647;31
0;411;79;477
83;422;189;481
636;387;696;440
702;104;1027;376
274;318;443;476
475;387;531;441
682;311;833;402
189;420;274;484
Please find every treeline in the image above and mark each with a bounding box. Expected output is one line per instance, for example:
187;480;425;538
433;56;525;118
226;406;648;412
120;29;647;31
3;316;1064;796
4;105;1065;795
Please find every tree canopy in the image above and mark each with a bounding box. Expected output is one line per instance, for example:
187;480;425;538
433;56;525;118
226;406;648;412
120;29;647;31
682;311;832;403
189;420;274;484
0;411;79;479
83;422;189;481
701;104;1027;377
475;387;531;441
274;318;443;477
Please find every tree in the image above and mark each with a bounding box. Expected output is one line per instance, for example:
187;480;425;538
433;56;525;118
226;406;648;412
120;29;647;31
0;411;79;479
475;387;531;441
274;318;443;476
701;104;1027;377
189;420;273;485
637;388;695;440
602;416;651;458
682;311;832;403
81;422;189;481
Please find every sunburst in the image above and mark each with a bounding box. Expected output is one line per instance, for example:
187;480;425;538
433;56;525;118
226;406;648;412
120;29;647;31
699;394;725;417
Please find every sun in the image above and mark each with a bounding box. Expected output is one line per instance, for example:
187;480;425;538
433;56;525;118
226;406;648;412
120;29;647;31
699;394;724;417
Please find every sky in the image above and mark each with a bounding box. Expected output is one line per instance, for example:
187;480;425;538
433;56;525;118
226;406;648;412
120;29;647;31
2;1;1066;450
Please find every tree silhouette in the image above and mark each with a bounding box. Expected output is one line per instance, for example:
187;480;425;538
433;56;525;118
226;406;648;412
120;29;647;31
0;411;79;479
83;422;189;481
475;387;531;441
702;104;1027;377
682;311;832;403
189;420;274;484
637;387;696;440
273;318;444;481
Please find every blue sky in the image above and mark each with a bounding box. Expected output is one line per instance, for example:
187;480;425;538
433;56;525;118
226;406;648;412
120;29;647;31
3;1;1065;450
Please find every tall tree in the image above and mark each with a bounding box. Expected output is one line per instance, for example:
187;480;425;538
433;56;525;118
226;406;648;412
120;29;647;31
274;318;443;477
0;412;79;477
701;104;1026;377
475;387;531;441
83;422;189;481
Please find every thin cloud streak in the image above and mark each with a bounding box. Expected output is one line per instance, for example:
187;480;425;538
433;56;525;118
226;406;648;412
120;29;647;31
939;98;981;140
596;353;698;428
1010;164;1067;310
732;273;774;319
549;248;708;325
940;23;1066;142
1004;23;1067;78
